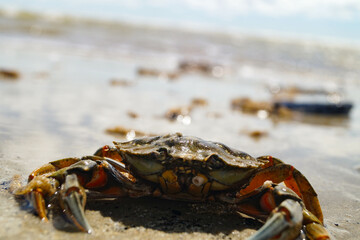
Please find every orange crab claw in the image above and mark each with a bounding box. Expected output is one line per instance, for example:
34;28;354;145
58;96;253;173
230;182;329;240
239;157;323;223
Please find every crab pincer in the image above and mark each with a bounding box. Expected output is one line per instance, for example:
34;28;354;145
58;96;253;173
59;174;92;233
232;181;329;240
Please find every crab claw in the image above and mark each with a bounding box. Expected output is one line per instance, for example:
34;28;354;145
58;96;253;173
248;199;303;240
60;174;92;233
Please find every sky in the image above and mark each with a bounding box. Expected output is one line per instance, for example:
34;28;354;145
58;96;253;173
0;0;359;42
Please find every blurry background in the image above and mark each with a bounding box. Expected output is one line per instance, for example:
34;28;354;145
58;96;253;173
1;0;360;41
0;1;360;240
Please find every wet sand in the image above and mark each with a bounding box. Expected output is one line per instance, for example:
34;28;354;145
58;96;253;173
1;16;360;240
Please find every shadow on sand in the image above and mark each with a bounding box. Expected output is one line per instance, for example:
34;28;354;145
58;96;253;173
82;197;262;235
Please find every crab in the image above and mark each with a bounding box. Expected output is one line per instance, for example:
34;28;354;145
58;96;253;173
14;133;329;239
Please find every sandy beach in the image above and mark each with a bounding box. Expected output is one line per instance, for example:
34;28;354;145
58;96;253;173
1;13;360;240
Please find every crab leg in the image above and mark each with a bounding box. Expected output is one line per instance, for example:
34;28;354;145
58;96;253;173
13;175;59;221
28;158;82;181
31;190;48;221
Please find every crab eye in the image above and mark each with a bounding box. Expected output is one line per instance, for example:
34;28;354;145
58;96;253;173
207;155;224;169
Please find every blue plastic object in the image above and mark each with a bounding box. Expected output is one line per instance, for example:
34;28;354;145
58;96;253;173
274;101;353;115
